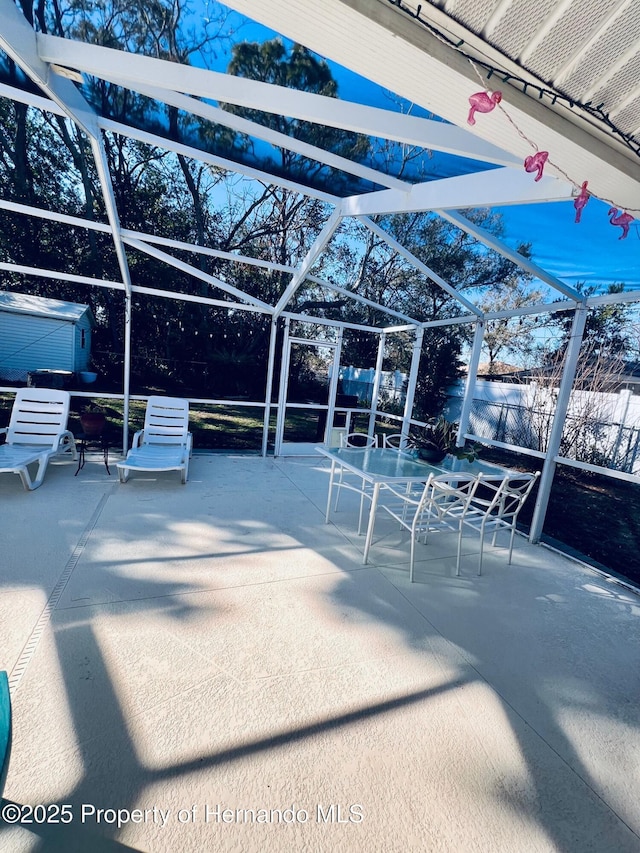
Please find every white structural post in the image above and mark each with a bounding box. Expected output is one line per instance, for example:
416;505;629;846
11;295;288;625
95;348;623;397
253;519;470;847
89;137;135;453
529;306;588;543
325;328;343;445
261;316;279;457
369;332;386;439
122;292;132;452
458;320;485;447
274;318;291;456
403;326;424;438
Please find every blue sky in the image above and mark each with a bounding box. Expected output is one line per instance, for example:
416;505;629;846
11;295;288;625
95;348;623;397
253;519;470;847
207;3;640;295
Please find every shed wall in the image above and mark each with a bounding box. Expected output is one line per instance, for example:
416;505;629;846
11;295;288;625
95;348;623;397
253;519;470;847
0;312;75;380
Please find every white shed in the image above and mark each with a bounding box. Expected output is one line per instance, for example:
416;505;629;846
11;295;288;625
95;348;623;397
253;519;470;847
0;291;96;382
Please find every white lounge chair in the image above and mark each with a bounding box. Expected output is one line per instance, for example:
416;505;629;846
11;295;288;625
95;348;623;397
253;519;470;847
117;396;192;484
0;388;77;490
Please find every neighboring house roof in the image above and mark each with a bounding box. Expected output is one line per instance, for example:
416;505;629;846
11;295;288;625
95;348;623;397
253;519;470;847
0;290;95;325
481;358;640;392
476;361;522;376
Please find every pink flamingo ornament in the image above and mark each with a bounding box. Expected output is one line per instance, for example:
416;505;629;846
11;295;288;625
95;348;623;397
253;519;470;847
608;208;634;240
573;181;590;223
524;150;548;181
467;90;502;125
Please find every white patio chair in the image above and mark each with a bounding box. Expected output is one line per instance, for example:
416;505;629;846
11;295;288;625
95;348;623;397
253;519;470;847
379;472;484;581
383;433;410;451
116;396;192;484
0;388;76;490
332;432;379;526
460;471;540;575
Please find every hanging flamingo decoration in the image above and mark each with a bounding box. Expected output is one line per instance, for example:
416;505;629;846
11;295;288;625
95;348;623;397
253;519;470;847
573;181;590;223
608;208;634;240
467;90;502;125
524;150;549;181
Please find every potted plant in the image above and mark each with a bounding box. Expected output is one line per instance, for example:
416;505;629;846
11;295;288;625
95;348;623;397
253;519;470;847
80;401;106;436
409;416;481;464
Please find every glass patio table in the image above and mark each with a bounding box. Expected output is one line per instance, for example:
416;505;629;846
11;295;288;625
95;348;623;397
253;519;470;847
317;446;508;565
317;446;449;564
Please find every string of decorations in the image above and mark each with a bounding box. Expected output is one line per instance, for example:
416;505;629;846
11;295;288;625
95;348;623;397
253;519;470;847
385;0;639;236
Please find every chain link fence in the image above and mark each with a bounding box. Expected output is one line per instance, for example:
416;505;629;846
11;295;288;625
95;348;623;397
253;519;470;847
469;398;640;474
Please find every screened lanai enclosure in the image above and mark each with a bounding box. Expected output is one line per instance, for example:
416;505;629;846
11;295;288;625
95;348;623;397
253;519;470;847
1;0;640;548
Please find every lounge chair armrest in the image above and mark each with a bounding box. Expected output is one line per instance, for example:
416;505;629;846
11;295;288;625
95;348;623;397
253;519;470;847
54;430;78;460
57;429;75;448
0;427;6;444
131;429;144;449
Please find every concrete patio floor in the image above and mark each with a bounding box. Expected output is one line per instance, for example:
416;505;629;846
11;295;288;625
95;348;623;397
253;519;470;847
1;451;639;852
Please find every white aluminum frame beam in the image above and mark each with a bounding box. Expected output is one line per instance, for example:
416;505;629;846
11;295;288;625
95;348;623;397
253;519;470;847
307;276;422;326
359;216;482;316
274;207;343;317
0;77;340;203
99;118;339;204
343;169;575;218
402;326;424;437
458;320;485;447
123;237;274;312
123;231;297;275
224;0;640;211
529;306;588;543
37;34;520;168
437;209;584;302
100;78;409;192
282;311;380;334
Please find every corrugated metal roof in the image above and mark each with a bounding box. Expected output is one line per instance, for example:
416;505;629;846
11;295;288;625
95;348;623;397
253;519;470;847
0;290;94;324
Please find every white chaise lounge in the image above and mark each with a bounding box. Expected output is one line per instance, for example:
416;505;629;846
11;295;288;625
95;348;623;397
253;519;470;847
116;396;192;484
0;388;77;490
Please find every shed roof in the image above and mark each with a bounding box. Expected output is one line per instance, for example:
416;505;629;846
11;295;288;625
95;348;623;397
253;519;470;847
0;290;95;324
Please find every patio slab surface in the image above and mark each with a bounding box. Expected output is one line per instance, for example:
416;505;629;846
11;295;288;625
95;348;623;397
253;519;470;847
1;453;639;852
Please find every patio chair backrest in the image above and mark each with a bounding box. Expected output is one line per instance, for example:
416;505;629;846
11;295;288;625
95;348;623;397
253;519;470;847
6;388;71;448
383;433;408;451
340;432;378;449
492;472;540;524
142;396;190;446
415;472;482;528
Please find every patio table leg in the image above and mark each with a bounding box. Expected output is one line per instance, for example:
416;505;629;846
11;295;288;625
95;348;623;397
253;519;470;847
363;481;382;564
325;459;337;523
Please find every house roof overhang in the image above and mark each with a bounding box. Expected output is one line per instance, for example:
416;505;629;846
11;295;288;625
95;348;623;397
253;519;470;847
223;0;640;213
